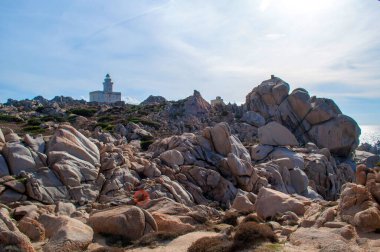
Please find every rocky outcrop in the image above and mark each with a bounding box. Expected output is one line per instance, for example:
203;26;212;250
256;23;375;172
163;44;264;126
140;95;167;106
245;76;360;157
169;90;211;118
338;183;380;232
47;125;103;203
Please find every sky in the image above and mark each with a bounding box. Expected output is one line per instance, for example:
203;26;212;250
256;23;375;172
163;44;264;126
0;0;379;125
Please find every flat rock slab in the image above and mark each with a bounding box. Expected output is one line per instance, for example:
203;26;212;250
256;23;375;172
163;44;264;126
128;231;221;252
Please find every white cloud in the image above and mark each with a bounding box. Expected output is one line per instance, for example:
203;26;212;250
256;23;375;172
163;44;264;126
122;96;140;105
0;0;379;108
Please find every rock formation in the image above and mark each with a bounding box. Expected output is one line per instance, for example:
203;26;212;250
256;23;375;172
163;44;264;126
0;76;377;251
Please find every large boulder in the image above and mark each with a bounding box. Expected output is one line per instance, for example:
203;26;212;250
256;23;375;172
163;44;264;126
258;122;298;146
306;97;341;125
88;205;158;241
209;122;234;156
47;125;103;203
179;165;237;207
25;167;69;204
0;154;10;177
159;150;184;166
39;214;93;252
47;125;100;167
254;187;306;219
241;111;265;127
2;143;39;176
308;115;360;157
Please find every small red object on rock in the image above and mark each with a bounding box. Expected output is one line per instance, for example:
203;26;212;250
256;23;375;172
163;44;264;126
133;189;150;206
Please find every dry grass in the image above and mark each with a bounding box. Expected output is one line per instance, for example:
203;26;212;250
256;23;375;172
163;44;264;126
187;236;233;252
231;222;278;251
221;211;241;226
134;231;186;248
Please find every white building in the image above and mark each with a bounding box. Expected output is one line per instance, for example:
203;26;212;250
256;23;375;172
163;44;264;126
89;74;122;103
211;96;225;106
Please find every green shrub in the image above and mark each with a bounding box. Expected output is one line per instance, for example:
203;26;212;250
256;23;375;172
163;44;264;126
221;211;241;226
41;115;66;123
96;123;114;131
23;125;45;134
98;115;115;123
376;162;380;167
141;140;154;151
221;111;229;116
68;108;97;117
27;118;42;126
0;114;23;123
35;106;44;113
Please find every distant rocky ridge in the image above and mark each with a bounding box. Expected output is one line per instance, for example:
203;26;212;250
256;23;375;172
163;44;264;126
1;76;379;252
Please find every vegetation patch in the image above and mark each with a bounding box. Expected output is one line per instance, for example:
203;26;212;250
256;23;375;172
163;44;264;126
188;236;233;252
26;118;42;126
0;114;23;123
221;211;241;226
231;222;278;251
96;123;114;131
133;231;184;248
98;115;117;123
35;106;44;113
141;140;154;151
68;108;97;117
22;125;45;134
41;115;66;123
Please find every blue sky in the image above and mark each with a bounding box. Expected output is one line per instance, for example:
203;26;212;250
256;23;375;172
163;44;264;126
0;0;379;125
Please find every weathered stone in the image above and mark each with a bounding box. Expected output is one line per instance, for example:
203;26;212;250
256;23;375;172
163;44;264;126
258;122;298;146
152;212;195;233
0;208;35;252
159;149;184;166
0;154;10;177
255;187;306;219
0;128;5;143
306;98;341;125
18;217;45;242
24;134;45;153
231;189;256;213
288;88;312;120
48;125;100;167
2;142;38;176
39;214;93;252
241;111;265;127
25;167;69;204
88;205;157;241
250;145;273;161
55;202;76;216
308;115;360;157
338;183;380;232
210;122;233;156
